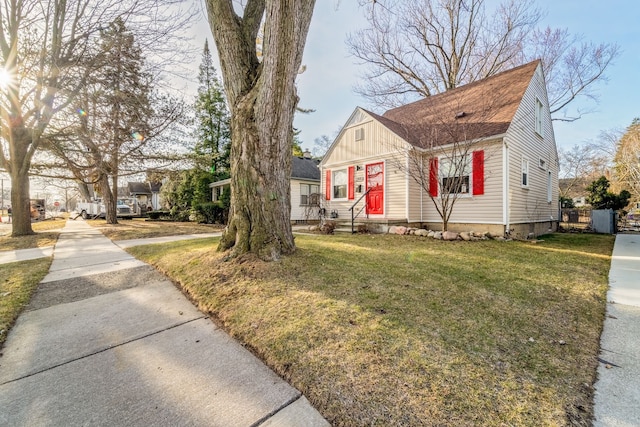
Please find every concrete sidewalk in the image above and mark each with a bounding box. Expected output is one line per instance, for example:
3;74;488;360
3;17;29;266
0;219;329;426
593;233;640;426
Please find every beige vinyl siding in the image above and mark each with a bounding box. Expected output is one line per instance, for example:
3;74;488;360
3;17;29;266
504;63;559;228
384;153;410;219
323;117;407;165
420;140;504;225
321;110;412;220
406;160;425;222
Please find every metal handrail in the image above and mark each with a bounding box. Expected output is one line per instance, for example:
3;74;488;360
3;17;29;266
348;188;371;234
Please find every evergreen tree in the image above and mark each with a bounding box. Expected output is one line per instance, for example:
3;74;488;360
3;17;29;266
80;18;153;224
292;128;304;156
193;40;231;179
586;176;631;211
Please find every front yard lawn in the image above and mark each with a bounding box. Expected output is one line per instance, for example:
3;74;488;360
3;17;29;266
87;218;222;240
0;218;65;251
0;258;52;347
128;232;614;426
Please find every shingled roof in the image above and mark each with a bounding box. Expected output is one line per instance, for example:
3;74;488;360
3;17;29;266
292;156;320;181
378;60;540;148
128;182;153;195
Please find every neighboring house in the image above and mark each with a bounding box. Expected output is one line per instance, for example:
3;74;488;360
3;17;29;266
559;178;590;207
210;153;321;222
320;60;559;238
127;181;162;214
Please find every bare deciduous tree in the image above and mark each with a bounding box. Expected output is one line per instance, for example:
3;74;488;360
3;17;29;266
388;89;503;231
205;0;316;260
558;131;617;199
614;118;640;202
348;0;619;121
0;0;193;236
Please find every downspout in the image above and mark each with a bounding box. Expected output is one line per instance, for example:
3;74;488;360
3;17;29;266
405;154;410;223
502;140;510;236
420;155;424;223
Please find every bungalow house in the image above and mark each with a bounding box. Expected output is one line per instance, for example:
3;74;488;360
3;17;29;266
210;154;321;222
320;60;559;238
127;181;162;214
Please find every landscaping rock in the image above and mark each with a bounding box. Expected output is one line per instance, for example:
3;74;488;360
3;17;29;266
415;229;429;237
394;226;408;235
308;225;319;232
388;226;397;234
459;232;471;241
427;230;435;238
433;231;443;240
442;231;459;241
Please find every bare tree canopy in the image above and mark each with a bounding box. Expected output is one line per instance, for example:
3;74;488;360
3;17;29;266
205;0;316;260
0;0;194;236
348;0;619;121
614;118;640;201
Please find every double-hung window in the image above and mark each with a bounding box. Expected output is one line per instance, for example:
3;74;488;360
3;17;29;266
300;183;320;206
332;169;348;199
440;155;470;194
535;98;544;136
522;157;530;188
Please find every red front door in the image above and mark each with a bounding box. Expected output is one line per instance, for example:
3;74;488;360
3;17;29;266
366;162;384;215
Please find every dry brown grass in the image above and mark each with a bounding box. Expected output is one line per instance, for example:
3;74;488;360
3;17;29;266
86;218;223;240
0;218;66;251
128;232;614;426
0;258;52;347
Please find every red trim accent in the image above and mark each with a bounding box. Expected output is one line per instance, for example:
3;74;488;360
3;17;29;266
348;166;355;200
472;150;484;196
429;158;438;197
325;170;331;200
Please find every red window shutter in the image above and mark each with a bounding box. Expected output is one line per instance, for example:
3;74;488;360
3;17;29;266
348;166;355;200
429;157;438;197
472;150;484;196
325;170;331;200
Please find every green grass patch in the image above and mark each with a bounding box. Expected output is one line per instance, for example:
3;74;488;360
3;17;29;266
128;233;614;426
0;258;51;347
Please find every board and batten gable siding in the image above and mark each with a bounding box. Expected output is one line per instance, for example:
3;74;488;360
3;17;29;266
418;139;504;225
504;63;559;228
321;109;412;220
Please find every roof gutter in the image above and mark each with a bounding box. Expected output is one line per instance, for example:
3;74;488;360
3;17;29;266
409;133;507;153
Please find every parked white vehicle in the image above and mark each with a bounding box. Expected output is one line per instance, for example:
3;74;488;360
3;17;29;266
76;199;132;219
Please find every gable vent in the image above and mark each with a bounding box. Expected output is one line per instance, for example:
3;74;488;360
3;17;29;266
355;128;365;141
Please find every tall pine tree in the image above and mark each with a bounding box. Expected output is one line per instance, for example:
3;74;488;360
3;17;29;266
193;40;230;179
62;18;153;224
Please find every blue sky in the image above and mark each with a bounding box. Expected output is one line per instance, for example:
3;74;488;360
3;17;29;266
190;1;640;152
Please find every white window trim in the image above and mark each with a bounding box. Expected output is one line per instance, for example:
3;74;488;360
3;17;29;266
535;98;544;137
332;169;348;201
538;157;547;170
439;154;472;197
300;183;320;206
521;157;530;189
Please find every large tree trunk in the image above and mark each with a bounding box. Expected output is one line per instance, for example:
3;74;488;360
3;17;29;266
219;89;295;259
9;132;34;236
208;0;315;261
100;174;117;224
